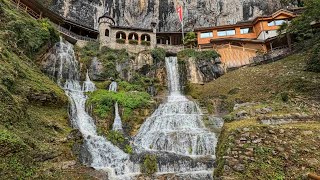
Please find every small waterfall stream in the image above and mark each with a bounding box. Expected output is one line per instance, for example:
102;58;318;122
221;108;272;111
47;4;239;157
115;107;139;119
48;40;137;178
133;57;218;179
47;40;220;179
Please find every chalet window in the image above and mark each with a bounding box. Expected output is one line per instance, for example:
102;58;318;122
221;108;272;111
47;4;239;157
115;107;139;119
200;32;213;38
268;19;287;26
268;21;275;26
275;20;286;26
217;29;236;36
105;29;109;36
240;27;254;34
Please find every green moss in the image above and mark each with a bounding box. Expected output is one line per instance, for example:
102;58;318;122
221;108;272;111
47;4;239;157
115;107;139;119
141;154;158;175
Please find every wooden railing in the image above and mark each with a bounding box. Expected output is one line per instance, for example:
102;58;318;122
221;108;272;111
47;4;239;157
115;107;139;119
53;24;97;42
10;0;97;42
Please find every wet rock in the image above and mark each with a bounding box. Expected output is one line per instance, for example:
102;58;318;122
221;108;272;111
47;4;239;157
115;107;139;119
89;57;104;81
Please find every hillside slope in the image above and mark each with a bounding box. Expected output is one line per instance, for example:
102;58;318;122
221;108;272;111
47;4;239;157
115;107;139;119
0;0;101;178
188;54;320;179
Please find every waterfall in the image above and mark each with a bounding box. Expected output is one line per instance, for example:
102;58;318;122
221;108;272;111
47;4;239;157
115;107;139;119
49;39;137;178
112;102;123;132
133;57;218;179
47;39;220;179
109;81;118;92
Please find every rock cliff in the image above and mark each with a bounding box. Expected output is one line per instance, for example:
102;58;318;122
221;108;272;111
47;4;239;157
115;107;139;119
47;0;286;31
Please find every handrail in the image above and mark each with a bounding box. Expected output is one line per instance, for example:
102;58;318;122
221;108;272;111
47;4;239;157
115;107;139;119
53;24;97;42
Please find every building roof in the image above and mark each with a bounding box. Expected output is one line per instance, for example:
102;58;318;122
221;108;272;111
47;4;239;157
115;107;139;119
195;9;296;32
110;25;153;32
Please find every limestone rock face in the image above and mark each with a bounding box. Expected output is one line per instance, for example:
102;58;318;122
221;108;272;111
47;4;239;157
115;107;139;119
47;0;285;31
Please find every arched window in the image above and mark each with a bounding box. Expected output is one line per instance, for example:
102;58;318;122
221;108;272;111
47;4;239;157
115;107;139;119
116;31;126;39
128;33;139;40
141;34;151;42
105;29;109;37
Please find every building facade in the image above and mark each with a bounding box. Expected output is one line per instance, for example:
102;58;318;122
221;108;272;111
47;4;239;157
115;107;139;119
195;9;297;67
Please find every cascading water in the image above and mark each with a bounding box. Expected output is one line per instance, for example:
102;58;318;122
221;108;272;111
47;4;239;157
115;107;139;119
133;57;218;179
112;102;123;132
47;39;220;179
48;39;137;179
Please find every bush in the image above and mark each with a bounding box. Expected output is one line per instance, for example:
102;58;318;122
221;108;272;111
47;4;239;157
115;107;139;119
106;130;125;146
4;14;59;57
306;43;320;72
178;49;220;62
141;41;151;46
141;154;158;175
151;48;166;63
129;40;138;45
88;89;151;118
116;39;126;44
280;92;289;102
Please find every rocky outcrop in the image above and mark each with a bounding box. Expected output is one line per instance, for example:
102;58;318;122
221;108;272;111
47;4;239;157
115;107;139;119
47;0;287;31
181;57;225;85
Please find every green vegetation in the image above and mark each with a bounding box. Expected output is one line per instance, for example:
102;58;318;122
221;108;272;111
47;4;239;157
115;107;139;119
177;49;220;62
283;0;320;72
88;89;152;135
0;0;59;58
0;0;97;178
76;42;130;78
141;154;158;175
183;32;197;48
189;54;320;112
129;40;138;45
141;40;151;46
116;38;126;44
151;48;166;63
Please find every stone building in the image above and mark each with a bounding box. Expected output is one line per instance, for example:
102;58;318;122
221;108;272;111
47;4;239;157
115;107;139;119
98;12;158;53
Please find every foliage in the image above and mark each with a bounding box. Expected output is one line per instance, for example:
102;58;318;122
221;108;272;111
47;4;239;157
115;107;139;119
0;1;59;58
116;38;126;44
141;40;151;46
183;32;197;48
106;130;125;145
76;43;130;79
177;49;220;62
306;43;320;72
129;40;138;45
285;0;320;42
124;144;133;154
151;48;166;63
141;154;158;175
188;54;320;112
88;89;151;118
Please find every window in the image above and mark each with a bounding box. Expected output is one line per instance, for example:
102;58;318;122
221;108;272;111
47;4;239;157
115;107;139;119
275;20;286;26
268;19;287;26
240;27;254;34
217;29;236;36
200;32;213;38
105;29;109;36
268;21;275;26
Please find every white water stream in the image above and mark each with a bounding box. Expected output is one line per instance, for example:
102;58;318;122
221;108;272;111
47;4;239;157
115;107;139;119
49;40;219;179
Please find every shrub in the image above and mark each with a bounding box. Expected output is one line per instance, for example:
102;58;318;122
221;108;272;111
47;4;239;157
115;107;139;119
116;39;126;44
124;145;133;154
280;92;289;102
106;130;125;146
178;49;220;62
141;41;151;46
129;40;138;45
306;43;320;72
151;48;166;63
141;154;158;175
